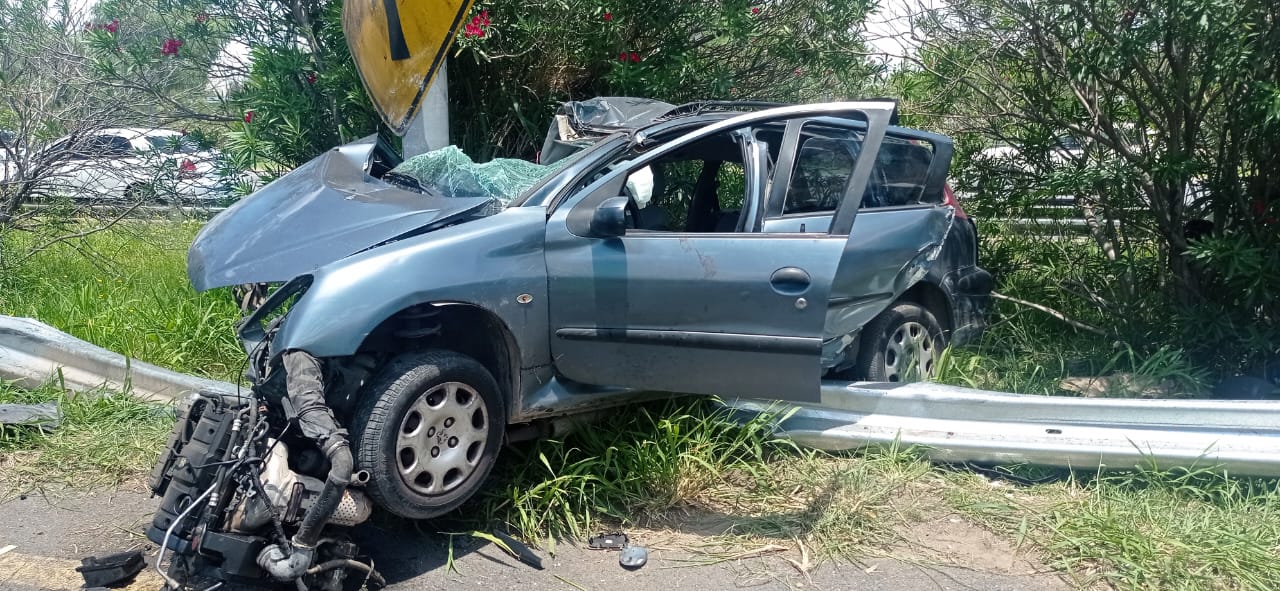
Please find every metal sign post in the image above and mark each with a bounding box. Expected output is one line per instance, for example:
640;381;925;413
403;62;449;157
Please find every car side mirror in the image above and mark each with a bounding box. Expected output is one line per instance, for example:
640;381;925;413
588;196;629;238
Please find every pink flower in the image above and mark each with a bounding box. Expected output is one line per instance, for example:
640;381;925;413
618;52;628;62
244;110;255;123
751;6;761;14
104;19;119;33
306;72;317;84
463;11;491;37
630;52;641;63
161;38;183;56
603;12;613;21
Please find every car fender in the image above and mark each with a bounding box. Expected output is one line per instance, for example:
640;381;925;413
271;207;551;370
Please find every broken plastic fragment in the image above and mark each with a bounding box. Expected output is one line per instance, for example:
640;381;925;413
619;545;648;569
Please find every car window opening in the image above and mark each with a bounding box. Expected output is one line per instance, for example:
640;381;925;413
620;131;752;233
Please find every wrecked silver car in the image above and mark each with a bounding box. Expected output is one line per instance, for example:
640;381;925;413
147;99;991;589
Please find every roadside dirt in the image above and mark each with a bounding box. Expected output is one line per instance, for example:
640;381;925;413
0;487;1073;591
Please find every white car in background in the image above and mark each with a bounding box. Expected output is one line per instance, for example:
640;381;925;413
975;133;1084;171
35;127;242;204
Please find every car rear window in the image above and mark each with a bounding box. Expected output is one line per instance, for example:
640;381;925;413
863;137;937;208
145;135;200;154
782;127;937;215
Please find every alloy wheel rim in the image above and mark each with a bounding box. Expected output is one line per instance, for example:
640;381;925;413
884;321;937;382
395;382;488;496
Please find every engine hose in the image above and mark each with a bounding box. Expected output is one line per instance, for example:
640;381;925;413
280;351;354;548
306;559;387;587
293;439;352;546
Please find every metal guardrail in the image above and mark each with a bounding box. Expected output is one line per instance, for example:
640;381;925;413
0;316;240;402
727;381;1280;477
4;314;1277;476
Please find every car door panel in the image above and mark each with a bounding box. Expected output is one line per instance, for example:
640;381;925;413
546;231;844;399
760;118;955;351
544;101;899;403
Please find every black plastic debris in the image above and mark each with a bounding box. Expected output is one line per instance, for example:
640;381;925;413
588;532;649;570
490;530;544;570
76;550;145;588
0;402;60;430
587;533;628;551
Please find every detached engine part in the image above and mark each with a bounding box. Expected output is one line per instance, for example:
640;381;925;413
147;352;382;590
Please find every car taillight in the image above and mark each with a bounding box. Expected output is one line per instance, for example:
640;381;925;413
943;183;968;219
179;158;197;178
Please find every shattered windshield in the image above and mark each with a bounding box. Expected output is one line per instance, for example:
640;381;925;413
389;146;571;206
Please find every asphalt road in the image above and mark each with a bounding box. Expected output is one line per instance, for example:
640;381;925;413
0;488;1071;591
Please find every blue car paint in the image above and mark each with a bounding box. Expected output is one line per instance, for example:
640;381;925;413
201;102;991;423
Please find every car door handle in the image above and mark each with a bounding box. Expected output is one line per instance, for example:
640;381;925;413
770;267;811;296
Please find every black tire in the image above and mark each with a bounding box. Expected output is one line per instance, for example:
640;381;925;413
349;350;503;520
854;302;946;383
124;182;163;204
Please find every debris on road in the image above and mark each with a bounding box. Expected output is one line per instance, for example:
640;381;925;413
488;530;544;570
0;402;60;430
75;550;145;588
619;545;649;570
0;548;162;591
587;532;629;551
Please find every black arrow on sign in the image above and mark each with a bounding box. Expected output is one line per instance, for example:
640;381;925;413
382;0;411;60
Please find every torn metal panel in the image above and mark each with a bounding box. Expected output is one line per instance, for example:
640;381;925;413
726;381;1280;477
559;97;677;133
823;207;955;346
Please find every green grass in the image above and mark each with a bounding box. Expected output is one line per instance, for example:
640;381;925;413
458;398;932;557
0;222;243;379
942;465;1280;590
468;399;794;539
0;379;174;496
930;220;1214;397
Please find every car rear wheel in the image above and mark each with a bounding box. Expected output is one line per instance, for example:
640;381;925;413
854;302;945;383
124;182;164;204
349;350;503;520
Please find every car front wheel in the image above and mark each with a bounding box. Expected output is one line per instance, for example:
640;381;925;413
854;302;946;383
350;350;503;520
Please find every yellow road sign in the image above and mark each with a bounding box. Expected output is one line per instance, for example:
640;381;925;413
343;0;476;135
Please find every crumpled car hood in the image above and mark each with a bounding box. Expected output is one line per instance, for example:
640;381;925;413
188;137;493;291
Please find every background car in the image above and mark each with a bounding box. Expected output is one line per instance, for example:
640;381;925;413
32;127;243;204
